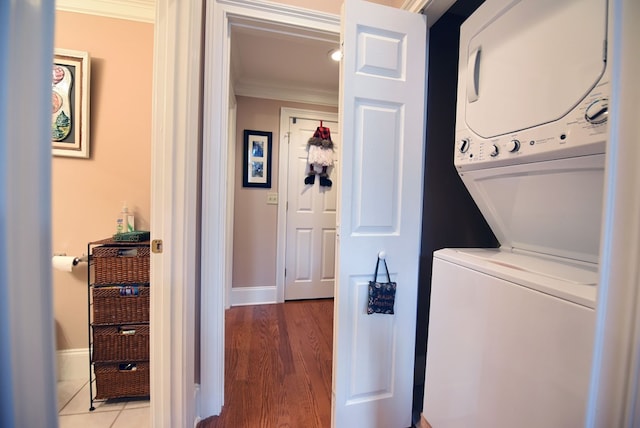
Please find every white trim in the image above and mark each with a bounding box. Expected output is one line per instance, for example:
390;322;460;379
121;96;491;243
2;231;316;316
276;108;339;303
235;80;338;107
402;0;430;13
201;0;231;417
403;0;456;28
55;0;155;23
225;100;237;310
231;286;278;306
218;0;340;29
56;348;90;381
202;0;340;419
151;0;202;426
55;0;442;25
586;0;640;426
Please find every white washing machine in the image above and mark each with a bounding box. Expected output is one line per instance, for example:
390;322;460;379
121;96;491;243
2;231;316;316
424;0;610;426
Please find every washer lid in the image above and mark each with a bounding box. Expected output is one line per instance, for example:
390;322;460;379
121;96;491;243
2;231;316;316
463;0;607;138
460;154;605;264
434;248;598;308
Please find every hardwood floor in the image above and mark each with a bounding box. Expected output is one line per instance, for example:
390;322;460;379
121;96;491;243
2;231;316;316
198;299;334;428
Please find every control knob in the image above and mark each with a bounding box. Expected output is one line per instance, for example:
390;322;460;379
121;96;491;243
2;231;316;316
489;144;499;157
585;98;609;124
508;139;520;153
458;138;470;153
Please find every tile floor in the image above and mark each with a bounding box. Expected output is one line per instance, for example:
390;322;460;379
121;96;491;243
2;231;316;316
58;378;150;427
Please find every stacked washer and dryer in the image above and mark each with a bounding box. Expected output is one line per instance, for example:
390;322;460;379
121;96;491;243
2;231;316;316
423;0;609;426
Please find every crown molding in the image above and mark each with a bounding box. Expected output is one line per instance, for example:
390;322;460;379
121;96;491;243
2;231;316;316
234;79;338;107
56;0;446;27
55;0;155;23
401;0;429;13
218;0;339;30
402;0;457;27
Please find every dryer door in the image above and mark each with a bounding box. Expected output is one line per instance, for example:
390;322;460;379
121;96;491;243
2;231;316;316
462;0;607;139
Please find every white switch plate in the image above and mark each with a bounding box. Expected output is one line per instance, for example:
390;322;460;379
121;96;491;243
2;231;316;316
267;192;278;205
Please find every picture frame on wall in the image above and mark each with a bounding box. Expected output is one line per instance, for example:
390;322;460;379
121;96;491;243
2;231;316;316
52;48;91;158
243;130;272;188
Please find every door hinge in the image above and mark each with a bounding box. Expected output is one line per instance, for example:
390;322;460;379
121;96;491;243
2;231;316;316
151;239;163;253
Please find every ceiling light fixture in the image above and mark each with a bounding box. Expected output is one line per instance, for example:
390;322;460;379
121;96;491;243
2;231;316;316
328;48;343;62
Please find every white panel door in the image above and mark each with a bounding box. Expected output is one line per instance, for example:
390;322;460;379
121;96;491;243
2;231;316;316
333;1;427;426
286;117;339;300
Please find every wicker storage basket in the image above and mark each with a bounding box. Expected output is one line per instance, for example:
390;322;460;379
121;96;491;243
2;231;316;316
92;286;150;325
94;362;150;399
93;245;150;285
92;324;149;362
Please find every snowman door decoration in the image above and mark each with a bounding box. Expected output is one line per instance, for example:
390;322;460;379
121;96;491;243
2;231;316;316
304;122;335;188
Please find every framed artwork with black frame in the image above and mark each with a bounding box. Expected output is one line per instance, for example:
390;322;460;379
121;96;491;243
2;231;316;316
243;130;272;188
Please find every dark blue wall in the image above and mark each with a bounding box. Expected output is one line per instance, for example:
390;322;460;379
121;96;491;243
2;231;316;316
412;1;498;423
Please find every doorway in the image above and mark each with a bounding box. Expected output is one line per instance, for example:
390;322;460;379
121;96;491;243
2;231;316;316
281;112;339;301
224;18;341;307
200;2;341;417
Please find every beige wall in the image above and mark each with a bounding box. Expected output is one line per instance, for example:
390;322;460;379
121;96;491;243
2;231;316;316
233;96;338;288
53;12;153;350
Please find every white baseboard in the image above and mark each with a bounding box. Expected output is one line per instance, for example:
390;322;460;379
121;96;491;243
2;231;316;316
56;348;90;382
230;286;277;306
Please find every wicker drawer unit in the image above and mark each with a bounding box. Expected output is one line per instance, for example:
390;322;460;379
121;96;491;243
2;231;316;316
88;238;151;407
94;362;150;399
93;245;150;285
92;324;150;362
92;286;150;325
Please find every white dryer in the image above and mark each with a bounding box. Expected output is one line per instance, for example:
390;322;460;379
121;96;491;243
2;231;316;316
424;0;610;426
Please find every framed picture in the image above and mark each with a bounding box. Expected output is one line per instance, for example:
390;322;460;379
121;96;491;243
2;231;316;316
52;49;91;158
243;130;272;188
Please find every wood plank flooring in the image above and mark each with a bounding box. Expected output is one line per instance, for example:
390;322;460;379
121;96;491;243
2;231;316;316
198;299;334;428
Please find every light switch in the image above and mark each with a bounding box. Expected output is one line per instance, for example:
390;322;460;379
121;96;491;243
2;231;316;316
267;192;278;205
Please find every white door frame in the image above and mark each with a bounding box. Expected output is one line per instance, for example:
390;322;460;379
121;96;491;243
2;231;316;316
276;108;339;303
201;0;340;417
150;0;203;426
586;0;640;425
225;93;238;310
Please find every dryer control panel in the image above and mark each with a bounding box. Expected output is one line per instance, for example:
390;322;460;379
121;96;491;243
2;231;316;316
455;81;609;172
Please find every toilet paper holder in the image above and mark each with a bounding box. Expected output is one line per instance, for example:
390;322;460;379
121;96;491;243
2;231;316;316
53;253;89;265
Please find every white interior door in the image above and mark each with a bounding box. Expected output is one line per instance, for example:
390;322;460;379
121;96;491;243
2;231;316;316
333;1;427;426
285;116;339;300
